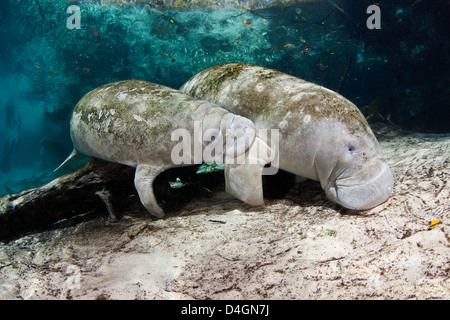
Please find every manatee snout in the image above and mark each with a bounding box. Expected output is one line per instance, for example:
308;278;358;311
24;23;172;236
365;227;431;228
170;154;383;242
325;160;394;210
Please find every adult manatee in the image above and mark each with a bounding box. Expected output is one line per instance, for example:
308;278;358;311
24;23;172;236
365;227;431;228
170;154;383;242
181;63;394;210
57;80;256;217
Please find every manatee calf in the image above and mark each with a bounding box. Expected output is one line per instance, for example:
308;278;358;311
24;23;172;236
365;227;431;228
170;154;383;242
57;80;257;217
181;63;394;210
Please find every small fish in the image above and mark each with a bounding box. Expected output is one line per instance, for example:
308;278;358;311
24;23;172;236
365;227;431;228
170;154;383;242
158;53;168;56
171;58;176;63
170;19;174;24
301;44;310;54
235;39;241;43
34;65;40;69
82;67;90;72
202;22;210;26
283;44;292;48
93;29;99;36
263;19;268;23
271;45;278;51
182;28;187;32
243;20;251;25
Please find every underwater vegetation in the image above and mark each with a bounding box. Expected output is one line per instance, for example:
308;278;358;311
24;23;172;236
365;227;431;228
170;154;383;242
0;0;449;196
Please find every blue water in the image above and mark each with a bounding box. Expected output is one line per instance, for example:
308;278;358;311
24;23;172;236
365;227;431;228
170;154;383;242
0;0;449;196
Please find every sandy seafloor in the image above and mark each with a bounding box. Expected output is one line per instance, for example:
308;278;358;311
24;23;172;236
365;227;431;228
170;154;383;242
0;123;449;300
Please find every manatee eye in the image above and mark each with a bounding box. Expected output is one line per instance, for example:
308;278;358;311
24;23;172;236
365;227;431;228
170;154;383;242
210;135;216;142
348;145;355;153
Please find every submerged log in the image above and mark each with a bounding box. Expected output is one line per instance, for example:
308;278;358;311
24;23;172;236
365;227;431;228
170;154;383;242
0;157;293;241
0;159;137;241
0;159;227;241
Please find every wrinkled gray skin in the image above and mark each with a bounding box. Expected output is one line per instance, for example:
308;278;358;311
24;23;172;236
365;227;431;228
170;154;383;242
58;80;256;217
181;63;394;210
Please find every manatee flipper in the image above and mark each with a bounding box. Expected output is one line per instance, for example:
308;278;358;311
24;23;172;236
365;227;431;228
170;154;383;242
225;163;264;206
134;164;167;218
54;148;88;172
224;137;273;206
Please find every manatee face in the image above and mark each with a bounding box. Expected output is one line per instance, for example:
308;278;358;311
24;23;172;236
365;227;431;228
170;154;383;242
314;123;394;210
325;158;393;210
221;114;256;161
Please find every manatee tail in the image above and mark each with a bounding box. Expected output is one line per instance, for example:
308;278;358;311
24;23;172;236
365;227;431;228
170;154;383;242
54;148;88;172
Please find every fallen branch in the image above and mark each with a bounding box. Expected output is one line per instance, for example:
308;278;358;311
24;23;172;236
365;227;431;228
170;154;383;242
0;159;136;241
0;159;225;241
326;0;357;24
337;54;353;93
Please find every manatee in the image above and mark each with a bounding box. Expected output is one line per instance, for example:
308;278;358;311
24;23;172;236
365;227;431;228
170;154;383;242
57;80;257;217
180;63;394;210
